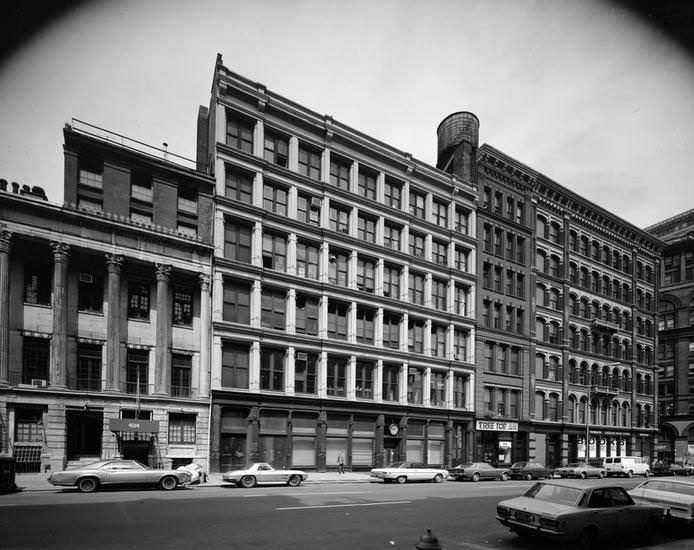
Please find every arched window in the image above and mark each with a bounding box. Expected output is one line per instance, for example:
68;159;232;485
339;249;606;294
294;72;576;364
600;400;608;425
535;354;545;379
568;359;577;383
548;393;559;421
621;403;629;426
613;250;621;270
549;222;561;244
569;231;578;251
611;367;620;390
591;240;601;261
569;263;578;283
569;326;578;349
535;392;546;420
569;294;578;315
601;366;610;386
622;370;630;392
602;245;611;266
549;255;561;277
536;216;547;238
536;284;546;306
579;397;587;424
568;395;576;423
636;403;643;427
536;249;547;271
548;356;559;381
579;362;588;385
644;405;651;428
611;402;618;425
659;301;675;330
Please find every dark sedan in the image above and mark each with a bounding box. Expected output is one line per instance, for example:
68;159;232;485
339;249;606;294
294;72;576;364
509;461;553;480
449;462;510;482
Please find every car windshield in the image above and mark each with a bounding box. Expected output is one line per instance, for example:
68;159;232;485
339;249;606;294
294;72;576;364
641;481;694;496
567;463;586;467
511;462;527;469
386;462;408;468
77;460;112;470
524;483;582;506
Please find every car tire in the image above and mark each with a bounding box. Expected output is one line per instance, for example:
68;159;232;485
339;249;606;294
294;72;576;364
525;473;533;481
500;472;509;481
240;475;256;488
432;474;443;483
77;477;99;493
470;473;480;482
287;475;302;487
573;527;597;550
160;476;178;491
579;472;587;479
598;471;605;478
396;476;407;484
626;470;633;478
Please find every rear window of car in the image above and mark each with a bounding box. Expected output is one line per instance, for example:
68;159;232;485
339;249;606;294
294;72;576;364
642;481;694;496
524;483;582;506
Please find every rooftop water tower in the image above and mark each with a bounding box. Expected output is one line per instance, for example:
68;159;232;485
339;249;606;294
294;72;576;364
436;111;479;185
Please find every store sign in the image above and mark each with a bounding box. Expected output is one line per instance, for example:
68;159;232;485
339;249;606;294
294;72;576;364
476;420;519;432
109;418;160;433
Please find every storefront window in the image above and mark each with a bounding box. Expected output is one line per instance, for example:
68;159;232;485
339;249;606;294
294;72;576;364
291;437;316;467
406;439;424;462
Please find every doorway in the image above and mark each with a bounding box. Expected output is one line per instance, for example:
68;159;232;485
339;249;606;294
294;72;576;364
384;438;400;465
66;410;103;461
121;440;151;465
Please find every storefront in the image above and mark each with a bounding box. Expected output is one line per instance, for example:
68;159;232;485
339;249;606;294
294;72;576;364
108;418;161;466
473;419;527;466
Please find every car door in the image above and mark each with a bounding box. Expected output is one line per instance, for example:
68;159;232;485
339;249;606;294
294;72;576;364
587;488;620;536
255;464;274;484
411;463;426;480
103;461;147;486
607;487;644;533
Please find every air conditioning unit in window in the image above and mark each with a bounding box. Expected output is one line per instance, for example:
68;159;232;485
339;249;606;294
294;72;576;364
296;352;308;361
31;378;47;387
310;197;321;210
79;273;93;283
340;228;349;234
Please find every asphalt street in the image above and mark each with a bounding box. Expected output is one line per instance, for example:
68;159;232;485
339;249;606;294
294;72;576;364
1;479;693;549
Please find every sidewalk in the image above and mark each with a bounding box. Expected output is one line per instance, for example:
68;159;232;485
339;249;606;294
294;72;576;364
9;471;372;493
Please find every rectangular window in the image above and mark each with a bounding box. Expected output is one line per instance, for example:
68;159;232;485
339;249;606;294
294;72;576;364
224;221;252;263
455;286;467;316
328;251;349;287
223;279;250;324
76;343;102;391
327;301;348;340
298;145;321;180
330;157;351;190
294;351;318;394
221;342;249;388
432;240;447;266
409;272;424;305
329;205;350;234
408;318;424;353
382;312;400;349
431;325;446;357
432;279;447;310
226;113;253;153
407;368;423;404
24;261;51;305
409;232;425;258
297;194;320;227
225;166;253;203
128;281;150;320
384;178;402;209
263;182;288;216
382;365;400;402
358;169;377;200
383;223;401;251
383;265;400;299
509;391;519;418
126;348;149;394
262;233;287;271
171;354;191;397
430;371;445;406
327;357;347;396
168;413;196;444
455;247;468;272
263;131;288;167
357;258;375;292
455;209;469;234
261;288;286;330
355;361;374;399
356;307;375;344
358;215;376;243
454;375;466;408
432;199;448;228
79;168;103;189
454;330;467;361
409;189;425;219
296;241;319;280
260;348;284;391
295;295;319;336
78;271;103;312
173;287;193;326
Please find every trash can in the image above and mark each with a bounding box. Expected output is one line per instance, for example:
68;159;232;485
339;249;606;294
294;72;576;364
0;455;17;493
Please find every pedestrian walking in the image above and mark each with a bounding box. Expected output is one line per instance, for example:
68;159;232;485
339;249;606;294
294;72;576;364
337;450;345;474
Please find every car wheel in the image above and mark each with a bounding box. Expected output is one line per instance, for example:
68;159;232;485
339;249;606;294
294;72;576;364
579;471;587;479
287;475;301;487
644;470;651;478
598;471;605;478
433;474;444;484
160;476;178;491
240;475;256;488
626;470;633;478
500;472;509;481
573;527;597;550
472;473;480;482
396;476;407;484
77;477;99;493
525;473;533;481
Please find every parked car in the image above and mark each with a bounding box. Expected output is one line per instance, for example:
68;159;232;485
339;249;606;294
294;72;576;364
497;479;664;548
554;461;606;479
449;462;510;482
369;461;448;484
177;462;207;484
221;462;307;488
603;456;650;478
509;461;553;480
47;459;191;493
629;477;694;524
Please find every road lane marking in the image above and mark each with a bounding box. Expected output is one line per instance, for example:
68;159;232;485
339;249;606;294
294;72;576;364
276;500;411;510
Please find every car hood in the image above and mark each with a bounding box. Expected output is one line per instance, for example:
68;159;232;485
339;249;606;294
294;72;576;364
498;496;574;517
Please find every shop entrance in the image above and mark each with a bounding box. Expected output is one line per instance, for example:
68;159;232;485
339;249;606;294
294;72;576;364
220;435;247;472
121;440;151;465
384;438;400;465
66;410;103;461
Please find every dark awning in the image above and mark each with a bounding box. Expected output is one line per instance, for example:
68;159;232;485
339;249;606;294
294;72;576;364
109;418;160;433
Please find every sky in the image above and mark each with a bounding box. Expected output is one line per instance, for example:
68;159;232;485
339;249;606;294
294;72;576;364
1;0;693;229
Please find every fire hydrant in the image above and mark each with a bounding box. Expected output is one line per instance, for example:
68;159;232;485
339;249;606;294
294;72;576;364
415;529;442;550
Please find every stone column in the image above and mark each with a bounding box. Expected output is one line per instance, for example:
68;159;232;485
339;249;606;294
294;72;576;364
210;404;222;472
50;242;70;388
105;254;124;391
154;264;172;395
0;230;11;386
198;274;211;398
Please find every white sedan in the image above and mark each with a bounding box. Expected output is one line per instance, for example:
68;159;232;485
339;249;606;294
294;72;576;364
370;461;448;484
222;462;308;488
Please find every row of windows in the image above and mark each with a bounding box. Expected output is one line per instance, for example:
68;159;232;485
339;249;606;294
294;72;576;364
482;186;526;226
541;394;652;428
663;251;694;284
225;114;473;232
482;223;526;265
480;300;526;335
20;338;193;397
223;280;470;356
659;300;694;330
482;264;526;298
221;342;469;407
23;264;194;325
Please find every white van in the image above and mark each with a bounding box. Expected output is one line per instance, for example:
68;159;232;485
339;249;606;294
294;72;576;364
603;456;650;478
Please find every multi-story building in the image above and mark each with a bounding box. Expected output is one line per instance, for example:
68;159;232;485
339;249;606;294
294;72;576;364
647;209;694;463
198;55;479;472
442;128;661;467
0;120;215;473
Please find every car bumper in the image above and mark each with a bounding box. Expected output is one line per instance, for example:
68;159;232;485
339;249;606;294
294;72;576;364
496;516;566;540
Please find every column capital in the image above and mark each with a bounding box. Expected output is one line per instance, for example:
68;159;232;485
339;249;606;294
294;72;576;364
105;253;124;273
0;230;11;254
50;241;70;260
155;263;173;281
199;273;211;291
